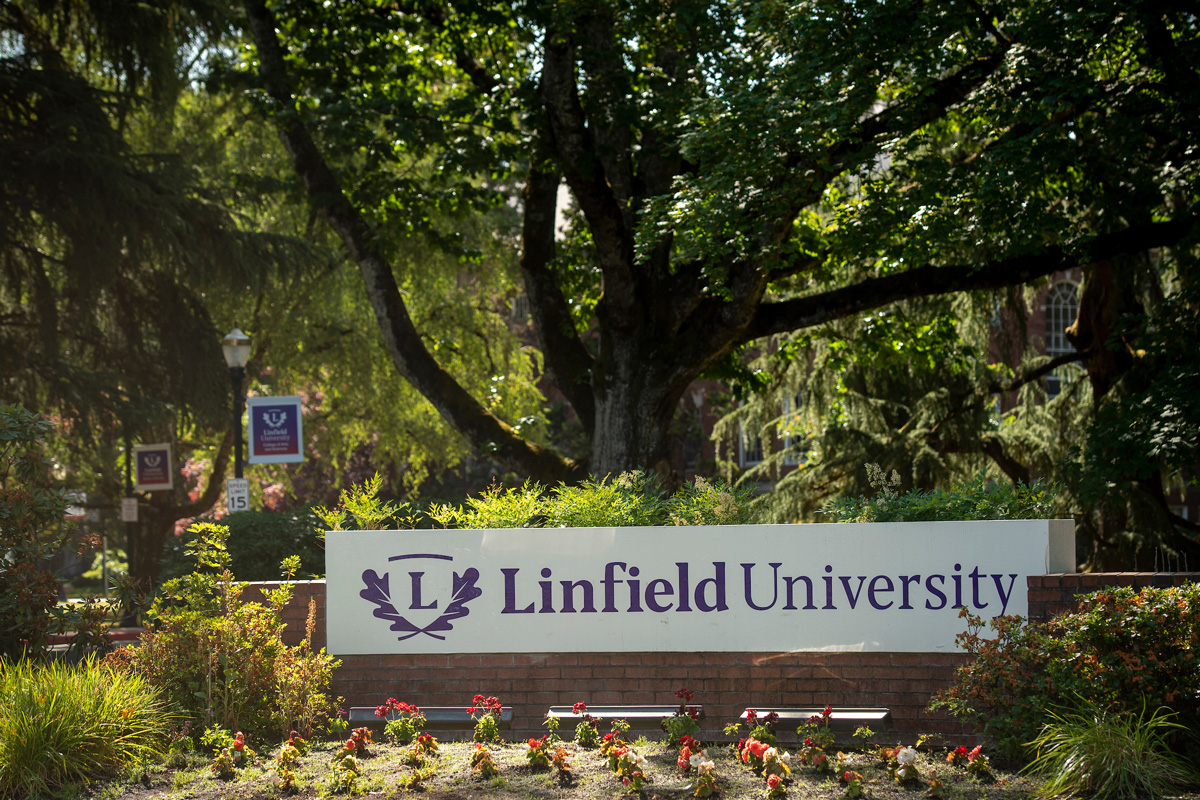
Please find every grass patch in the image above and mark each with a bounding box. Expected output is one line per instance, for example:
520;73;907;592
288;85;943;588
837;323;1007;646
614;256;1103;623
0;657;170;798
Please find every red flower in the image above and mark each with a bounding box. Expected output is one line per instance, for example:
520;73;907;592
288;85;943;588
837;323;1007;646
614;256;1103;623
955;745;968;756
528;738;542;749
767;774;782;789
345;738;356;751
675;687;694;702
823;704;833;718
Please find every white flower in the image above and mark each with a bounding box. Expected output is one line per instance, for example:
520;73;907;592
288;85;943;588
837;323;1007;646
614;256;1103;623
896;747;918;765
689;750;709;768
631;752;647;768
698;760;715;775
764;747;778;761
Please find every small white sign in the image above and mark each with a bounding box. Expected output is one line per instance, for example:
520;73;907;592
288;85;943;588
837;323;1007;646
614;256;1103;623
326;520;1075;655
120;497;139;522
226;478;251;513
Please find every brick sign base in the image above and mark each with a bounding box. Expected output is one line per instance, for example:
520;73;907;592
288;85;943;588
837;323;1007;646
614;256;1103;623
244;573;1199;743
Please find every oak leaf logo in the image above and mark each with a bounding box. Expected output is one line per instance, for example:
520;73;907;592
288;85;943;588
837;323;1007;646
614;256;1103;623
360;567;482;641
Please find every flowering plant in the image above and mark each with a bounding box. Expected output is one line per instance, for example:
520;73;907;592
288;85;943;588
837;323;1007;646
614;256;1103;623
600;730;627;760
663;687;702;745
797;705;835;750
797;735;830;771
377;698;426;745
325;741;360;794
211;748;236;780
415;732;438;754
349;726;373;757
231;731;255;767
327;706;349;740
739;737;769;770
467;694;504;743
275;738;301;794
573;701;602;747
471;743;497;778
840;770;866;798
286;730;309;756
689;757;719;797
552;745;572;777
678;736;704;772
964;745;991;778
766;772;786;798
526;735;552;770
612;747;650;792
762;746;792;779
753;710;781;744
886;745;921;784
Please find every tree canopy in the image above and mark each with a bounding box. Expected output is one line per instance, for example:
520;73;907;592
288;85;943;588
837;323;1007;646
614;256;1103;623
238;0;1197;497
3;0;1197;577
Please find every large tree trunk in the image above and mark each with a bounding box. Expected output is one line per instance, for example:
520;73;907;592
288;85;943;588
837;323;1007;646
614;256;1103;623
590;355;679;479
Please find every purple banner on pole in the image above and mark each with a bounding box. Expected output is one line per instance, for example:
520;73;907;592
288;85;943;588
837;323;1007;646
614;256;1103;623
248;396;305;464
134;444;173;491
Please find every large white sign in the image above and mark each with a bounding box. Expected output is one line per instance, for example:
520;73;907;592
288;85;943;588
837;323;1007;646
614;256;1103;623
326;520;1074;655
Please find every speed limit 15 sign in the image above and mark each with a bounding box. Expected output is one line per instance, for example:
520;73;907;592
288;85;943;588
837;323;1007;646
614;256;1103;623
226;478;250;513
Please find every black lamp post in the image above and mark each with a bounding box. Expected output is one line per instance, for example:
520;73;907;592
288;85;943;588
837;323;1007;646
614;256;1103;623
221;326;251;479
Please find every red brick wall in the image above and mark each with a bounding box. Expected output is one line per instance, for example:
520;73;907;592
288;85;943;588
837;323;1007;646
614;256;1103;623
331;650;973;742
243;573;1198;743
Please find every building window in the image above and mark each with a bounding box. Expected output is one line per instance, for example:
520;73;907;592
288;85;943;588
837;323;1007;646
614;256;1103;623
1045;281;1079;399
782;391;807;466
738;422;763;469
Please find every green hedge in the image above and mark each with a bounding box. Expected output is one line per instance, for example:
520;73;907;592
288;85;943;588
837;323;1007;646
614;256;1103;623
159;507;324;582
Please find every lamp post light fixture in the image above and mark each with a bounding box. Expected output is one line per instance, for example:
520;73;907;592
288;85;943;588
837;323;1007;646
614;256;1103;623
221;326;251;479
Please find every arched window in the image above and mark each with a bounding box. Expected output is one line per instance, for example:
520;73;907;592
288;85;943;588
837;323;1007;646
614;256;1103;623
1045;281;1079;398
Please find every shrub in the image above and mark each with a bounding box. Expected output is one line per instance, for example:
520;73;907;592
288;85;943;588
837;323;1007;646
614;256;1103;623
339;470;760;532
930;584;1200;762
0;404;99;659
106;522;339;742
0;657;170;797
823;464;1057;522
1024;702;1198;799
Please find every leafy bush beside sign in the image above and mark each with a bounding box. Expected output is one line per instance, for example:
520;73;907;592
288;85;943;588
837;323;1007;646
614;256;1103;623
930;583;1200;762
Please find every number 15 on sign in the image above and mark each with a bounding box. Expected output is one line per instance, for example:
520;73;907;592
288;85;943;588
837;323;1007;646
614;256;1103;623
226;478;250;513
